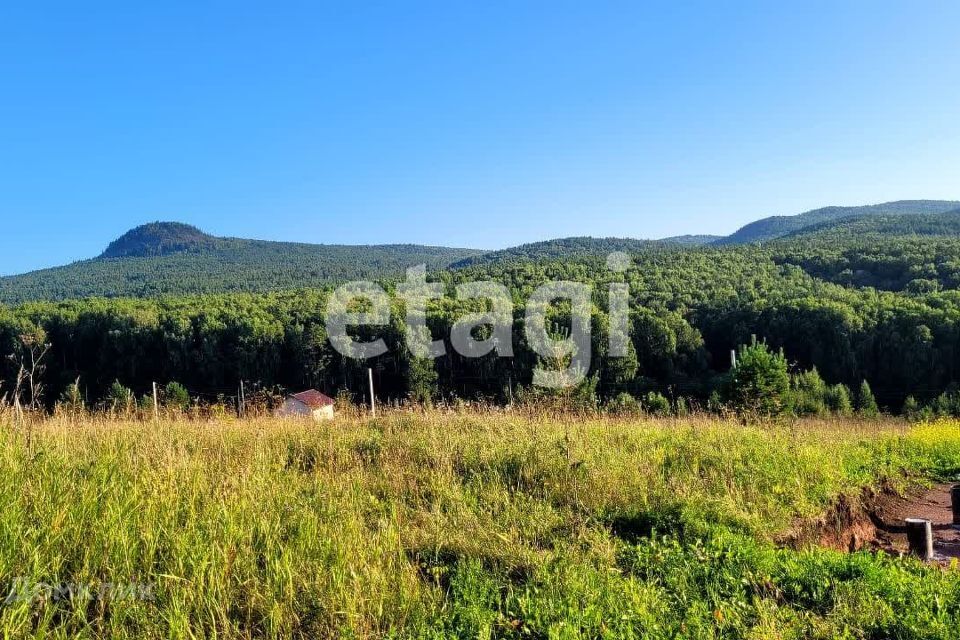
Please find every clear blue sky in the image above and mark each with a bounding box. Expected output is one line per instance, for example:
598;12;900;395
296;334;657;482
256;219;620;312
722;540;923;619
2;1;959;275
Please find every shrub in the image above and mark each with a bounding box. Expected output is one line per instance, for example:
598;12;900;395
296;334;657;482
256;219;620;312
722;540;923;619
138;394;155;412
931;390;960;418
674;396;689;417
163;382;191;411
406;357;438;405
106;381;135;415
606;392;641;416
902;395;921;421
642;391;671;417
58;379;85;415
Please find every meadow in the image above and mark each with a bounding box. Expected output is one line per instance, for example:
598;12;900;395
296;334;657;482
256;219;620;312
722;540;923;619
1;410;960;639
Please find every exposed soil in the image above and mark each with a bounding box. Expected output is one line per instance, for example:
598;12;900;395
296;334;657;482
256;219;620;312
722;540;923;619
782;482;960;564
870;483;960;562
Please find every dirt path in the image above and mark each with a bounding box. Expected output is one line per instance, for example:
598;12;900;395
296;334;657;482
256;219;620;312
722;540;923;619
871;483;960;561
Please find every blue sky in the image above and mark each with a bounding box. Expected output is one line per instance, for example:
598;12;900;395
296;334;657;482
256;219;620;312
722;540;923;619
1;1;959;275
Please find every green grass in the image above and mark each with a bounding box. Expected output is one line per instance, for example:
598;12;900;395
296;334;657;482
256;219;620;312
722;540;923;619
1;412;959;638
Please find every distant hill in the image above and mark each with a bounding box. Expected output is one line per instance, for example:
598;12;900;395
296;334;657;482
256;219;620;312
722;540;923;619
659;235;723;246
449;236;709;269
715;200;960;245
0;222;484;304
777;210;960;242
100;222;218;258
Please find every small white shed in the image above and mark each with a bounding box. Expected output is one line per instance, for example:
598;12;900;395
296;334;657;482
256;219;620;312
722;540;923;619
275;389;335;421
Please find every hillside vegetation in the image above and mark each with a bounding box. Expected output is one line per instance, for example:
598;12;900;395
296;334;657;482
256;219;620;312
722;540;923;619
450;236;717;269
4;201;960;303
716;200;960;245
99;222;219;258
9;225;960;411
6;205;960;414
2;411;959;638
0;223;483;304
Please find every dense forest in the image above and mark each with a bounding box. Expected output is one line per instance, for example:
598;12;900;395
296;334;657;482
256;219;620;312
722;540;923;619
4;225;960;415
4;207;960;415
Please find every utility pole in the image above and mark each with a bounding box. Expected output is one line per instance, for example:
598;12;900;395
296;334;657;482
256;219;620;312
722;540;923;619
368;368;376;418
152;381;159;421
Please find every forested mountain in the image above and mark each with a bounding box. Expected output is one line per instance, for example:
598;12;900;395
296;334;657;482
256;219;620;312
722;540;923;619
0;223;484;304
780;210;960;241
5;201;959;303
99;222;219;258
715;200;960;245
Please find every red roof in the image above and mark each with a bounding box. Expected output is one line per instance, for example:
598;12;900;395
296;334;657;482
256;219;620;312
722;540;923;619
290;390;335;409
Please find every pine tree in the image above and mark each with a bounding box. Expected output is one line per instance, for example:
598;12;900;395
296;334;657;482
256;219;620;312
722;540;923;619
406;357;438;405
856;380;879;417
729;341;791;418
902;395;921;421
825;384;853;417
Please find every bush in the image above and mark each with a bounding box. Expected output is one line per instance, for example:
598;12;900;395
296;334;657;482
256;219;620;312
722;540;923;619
902;395;921;421
931;390;960;418
58;379;85;415
138;394;155;412
707;390;725;414
642;391;671;417
606;392;641;416
163;382;191;411
674;396;689;417
106;381;135;415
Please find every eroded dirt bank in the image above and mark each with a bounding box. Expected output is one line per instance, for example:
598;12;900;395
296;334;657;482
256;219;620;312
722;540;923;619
783;483;960;563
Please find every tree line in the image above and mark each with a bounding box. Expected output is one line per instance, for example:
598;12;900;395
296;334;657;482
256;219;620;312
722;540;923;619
3;236;960;417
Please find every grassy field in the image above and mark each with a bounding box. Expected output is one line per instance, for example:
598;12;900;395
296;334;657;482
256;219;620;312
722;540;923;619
1;411;960;639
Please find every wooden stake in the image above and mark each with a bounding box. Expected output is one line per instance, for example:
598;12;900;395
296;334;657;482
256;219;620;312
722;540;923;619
239;380;246;418
368;368;376;418
730;349;737;369
905;518;934;560
152;381;159;421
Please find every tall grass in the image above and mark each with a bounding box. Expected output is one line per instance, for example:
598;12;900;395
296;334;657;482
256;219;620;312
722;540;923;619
0;411;958;638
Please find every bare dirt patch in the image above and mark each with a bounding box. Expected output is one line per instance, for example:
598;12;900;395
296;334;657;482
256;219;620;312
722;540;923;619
870;483;960;562
782;483;960;563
